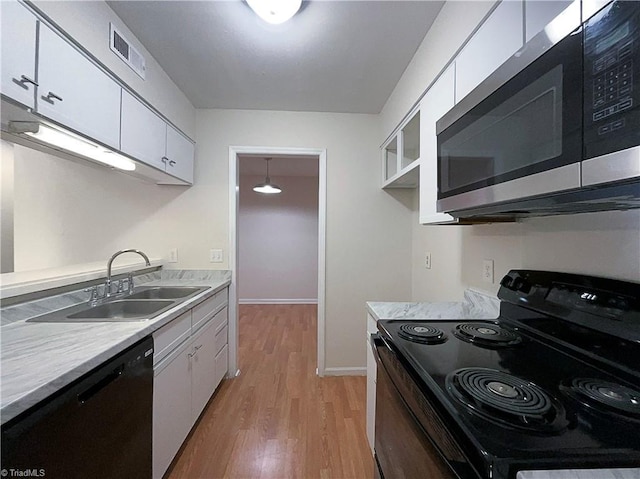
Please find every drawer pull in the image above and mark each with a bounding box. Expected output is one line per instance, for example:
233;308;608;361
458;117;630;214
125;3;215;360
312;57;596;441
17;74;38;87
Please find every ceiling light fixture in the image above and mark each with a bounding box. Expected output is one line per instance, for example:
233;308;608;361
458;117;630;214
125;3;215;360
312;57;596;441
253;158;282;194
246;0;302;25
9;121;136;171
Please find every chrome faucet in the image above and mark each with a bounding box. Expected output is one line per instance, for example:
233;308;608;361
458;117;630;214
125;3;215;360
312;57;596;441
106;249;151;297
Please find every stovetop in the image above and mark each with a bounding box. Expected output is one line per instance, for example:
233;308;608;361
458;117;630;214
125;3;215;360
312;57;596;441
376;270;640;475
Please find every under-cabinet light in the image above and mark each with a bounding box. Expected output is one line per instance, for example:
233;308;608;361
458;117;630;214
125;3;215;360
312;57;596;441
17;122;136;171
246;0;302;24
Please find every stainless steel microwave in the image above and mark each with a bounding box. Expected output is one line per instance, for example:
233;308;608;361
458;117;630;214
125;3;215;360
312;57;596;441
436;0;640;218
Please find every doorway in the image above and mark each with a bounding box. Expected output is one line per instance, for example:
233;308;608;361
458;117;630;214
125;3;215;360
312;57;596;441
228;146;327;377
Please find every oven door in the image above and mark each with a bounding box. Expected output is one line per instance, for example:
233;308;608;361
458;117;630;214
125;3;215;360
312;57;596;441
373;335;479;479
436;26;583;213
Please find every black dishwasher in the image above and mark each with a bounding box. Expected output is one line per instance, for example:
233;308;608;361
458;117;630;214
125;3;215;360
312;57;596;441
1;336;154;479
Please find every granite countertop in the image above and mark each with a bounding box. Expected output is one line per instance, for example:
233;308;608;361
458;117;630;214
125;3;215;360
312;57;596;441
0;270;231;425
367;288;500;322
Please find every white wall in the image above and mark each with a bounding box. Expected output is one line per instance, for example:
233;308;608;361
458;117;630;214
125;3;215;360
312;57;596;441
29;0;195;137
382;1;640;302
10;143;189;272
195;109;413;370
238;174;319;303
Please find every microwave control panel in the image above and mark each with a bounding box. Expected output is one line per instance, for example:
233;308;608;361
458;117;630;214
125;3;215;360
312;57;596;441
584;0;640;159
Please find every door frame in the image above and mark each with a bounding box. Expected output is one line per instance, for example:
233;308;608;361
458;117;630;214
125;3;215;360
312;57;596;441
228;146;327;377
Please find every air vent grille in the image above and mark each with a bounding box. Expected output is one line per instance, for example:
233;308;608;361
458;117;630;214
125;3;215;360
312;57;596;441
109;23;146;80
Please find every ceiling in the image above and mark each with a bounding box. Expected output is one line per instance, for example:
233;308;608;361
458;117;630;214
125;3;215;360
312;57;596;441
238;155;319;177
107;0;445;114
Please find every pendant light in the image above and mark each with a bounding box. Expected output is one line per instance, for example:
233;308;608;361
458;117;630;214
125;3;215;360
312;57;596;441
253;158;282;194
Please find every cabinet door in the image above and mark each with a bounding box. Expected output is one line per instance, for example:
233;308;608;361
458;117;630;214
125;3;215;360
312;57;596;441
165;124;194;184
120;90;167;171
153;346;192;479
190;321;217;421
1;1;37;109
419;65;456;224
37;24;121;149
455;0;523;102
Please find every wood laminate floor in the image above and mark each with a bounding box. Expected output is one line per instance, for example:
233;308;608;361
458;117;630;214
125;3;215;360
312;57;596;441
167;304;374;479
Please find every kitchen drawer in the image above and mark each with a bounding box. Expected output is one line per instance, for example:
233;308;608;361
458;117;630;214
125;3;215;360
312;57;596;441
153;310;191;365
215;344;229;387
191;288;228;332
214;322;228;356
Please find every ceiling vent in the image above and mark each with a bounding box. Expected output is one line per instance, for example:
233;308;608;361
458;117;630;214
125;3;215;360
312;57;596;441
109;23;146;80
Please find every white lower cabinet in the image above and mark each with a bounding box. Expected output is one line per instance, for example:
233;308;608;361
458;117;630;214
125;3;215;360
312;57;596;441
152;290;229;479
153;343;192;479
191;320;219;421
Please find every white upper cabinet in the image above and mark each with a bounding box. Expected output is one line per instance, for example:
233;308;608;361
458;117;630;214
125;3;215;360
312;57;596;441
455;0;524;102
382;106;420;188
38;24;121;149
1;1;37;109
525;1;574;42
120;90;194;184
419;65;456;225
121;90;167;171
165;124;195;185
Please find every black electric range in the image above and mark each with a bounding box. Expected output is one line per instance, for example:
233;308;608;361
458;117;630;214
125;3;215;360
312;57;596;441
373;270;640;479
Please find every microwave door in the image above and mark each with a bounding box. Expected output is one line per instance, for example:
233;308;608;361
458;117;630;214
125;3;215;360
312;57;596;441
436;27;583;213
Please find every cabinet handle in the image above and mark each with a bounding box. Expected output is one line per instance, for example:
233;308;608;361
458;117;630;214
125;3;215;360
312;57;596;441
169;160;176;167
194;344;203;352
161;156;169;164
18;75;38;87
42;91;62;104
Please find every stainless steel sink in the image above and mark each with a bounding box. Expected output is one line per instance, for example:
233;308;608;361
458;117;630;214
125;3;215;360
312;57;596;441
66;300;175;320
126;286;206;300
27;299;177;323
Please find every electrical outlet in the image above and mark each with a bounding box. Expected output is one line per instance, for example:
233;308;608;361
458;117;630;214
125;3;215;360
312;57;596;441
482;259;494;283
209;249;223;263
425;252;432;269
168;248;178;263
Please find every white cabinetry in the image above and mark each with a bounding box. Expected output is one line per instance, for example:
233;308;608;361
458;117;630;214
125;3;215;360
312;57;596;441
419;65;456;225
524;1;574;42
120;90;167;171
455;0;523;103
382;106;420;188
165;125;195;184
121;90;194;184
37;24;121;150
0;1;37;109
152;289;229;479
153;335;192;479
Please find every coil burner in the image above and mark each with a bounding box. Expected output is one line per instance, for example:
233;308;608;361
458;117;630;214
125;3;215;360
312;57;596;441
562;378;640;420
398;323;447;344
446;368;568;433
453;322;522;348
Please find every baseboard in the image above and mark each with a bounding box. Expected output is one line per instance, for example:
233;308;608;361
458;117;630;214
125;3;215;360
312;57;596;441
239;298;318;305
323;367;366;376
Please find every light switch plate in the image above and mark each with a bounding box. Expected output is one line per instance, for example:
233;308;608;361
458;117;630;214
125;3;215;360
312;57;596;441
425;252;432;269
482;259;494;283
168;248;178;263
210;249;223;263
